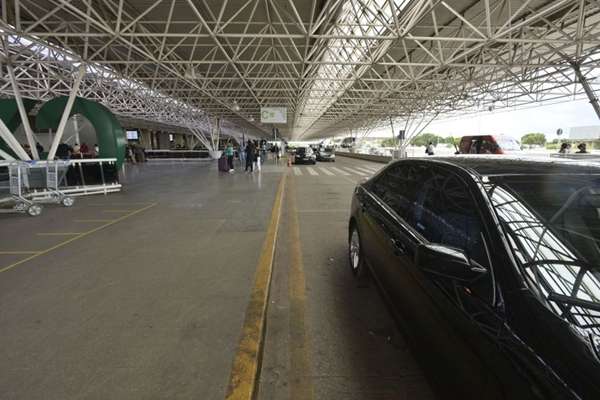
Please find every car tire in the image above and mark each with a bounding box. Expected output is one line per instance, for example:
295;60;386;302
349;223;368;279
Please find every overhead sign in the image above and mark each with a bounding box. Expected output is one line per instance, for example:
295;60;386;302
261;107;287;124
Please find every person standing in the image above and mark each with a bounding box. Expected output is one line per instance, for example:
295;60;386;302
244;141;255;172
225;142;235;173
425;141;434;156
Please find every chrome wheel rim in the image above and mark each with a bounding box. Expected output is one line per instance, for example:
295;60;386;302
350;230;360;270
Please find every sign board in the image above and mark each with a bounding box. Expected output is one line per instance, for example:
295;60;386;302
261;107;287;124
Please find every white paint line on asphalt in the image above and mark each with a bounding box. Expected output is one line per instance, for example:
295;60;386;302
293;167;303;176
354;166;376;174
318;168;335;176
331;167;351;176
343;167;368;176
306;167;318;176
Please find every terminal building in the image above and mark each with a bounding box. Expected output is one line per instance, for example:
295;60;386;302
1;1;600;399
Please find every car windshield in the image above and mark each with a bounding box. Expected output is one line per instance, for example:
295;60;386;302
485;174;600;334
296;147;306;155
496;137;521;151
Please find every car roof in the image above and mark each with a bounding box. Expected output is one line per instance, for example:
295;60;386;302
398;156;600;177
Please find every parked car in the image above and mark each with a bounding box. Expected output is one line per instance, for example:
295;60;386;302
457;135;521;154
341;137;356;148
293;146;316;164
348;157;600;399
316;146;336;162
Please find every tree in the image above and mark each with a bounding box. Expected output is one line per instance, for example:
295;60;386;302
380;138;396;147
521;133;546;146
410;133;442;147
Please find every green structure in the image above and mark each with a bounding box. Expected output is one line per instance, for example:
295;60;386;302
0;98;37;158
36;96;126;168
0;97;125;167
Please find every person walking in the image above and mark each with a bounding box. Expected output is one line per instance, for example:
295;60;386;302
244;141;255;172
225;142;235;173
253;140;261;171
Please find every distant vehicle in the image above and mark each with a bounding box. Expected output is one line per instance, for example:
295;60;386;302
349;157;600;399
341;137;356;148
457;135;521;154
293;146;316;164
316;146;336;162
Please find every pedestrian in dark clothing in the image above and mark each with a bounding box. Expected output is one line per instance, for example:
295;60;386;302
56;142;70;160
245;141;255;172
36;142;44;156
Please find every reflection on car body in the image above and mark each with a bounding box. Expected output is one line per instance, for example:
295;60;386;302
348;157;600;399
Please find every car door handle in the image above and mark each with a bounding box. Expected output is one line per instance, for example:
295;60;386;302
390;238;406;255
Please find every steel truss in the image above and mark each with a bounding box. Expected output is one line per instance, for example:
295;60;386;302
1;0;600;141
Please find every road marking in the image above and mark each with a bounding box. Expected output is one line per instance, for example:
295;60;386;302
293;167;303;176
297;209;348;213
330;167;351;175
354;166;376;174
74;219;114;223
288;177;315;400
343;167;368;176
102;209;133;213
0;251;40;255
0;203;157;274
306;167;318;176
224;174;287;400
318;167;334;176
37;232;84;236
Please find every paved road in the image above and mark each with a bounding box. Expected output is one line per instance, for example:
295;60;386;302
0;156;435;400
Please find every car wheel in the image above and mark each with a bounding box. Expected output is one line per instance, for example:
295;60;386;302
349;223;368;279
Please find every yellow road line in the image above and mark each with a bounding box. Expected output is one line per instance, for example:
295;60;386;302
224;174;287;400
74;219;114;223
0;251;41;255
36;232;84;236
287;177;315;400
0;203;157;274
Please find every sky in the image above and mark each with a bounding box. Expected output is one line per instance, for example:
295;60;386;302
369;98;600;140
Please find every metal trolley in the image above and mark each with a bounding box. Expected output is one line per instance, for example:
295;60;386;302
29;160;75;208
0;161;75;217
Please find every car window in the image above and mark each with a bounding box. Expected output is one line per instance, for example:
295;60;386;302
370;163;421;224
413;167;489;268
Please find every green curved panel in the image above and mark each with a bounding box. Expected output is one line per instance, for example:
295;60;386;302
36;96;125;167
0;98;37;158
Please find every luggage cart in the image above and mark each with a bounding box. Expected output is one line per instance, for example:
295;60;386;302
29;160;75;207
0;161;43;216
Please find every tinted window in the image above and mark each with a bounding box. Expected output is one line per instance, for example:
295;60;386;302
414;167;488;267
370;163;422;223
486;174;600;332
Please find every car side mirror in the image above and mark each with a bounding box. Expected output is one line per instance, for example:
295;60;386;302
415;244;485;282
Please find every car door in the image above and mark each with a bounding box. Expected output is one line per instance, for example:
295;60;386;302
360;163;417;287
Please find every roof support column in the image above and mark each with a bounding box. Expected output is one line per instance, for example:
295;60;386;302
6;63;39;159
47;65;86;160
0;147;16;161
571;62;600;120
0;119;30;160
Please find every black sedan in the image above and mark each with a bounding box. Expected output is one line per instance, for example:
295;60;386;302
293;146;316;164
348;157;600;399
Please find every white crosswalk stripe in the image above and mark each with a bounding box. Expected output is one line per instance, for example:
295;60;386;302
330;167;351;176
306;167;318;176
293;167;303;176
354;166;376;174
343;167;369;176
319;167;335;176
